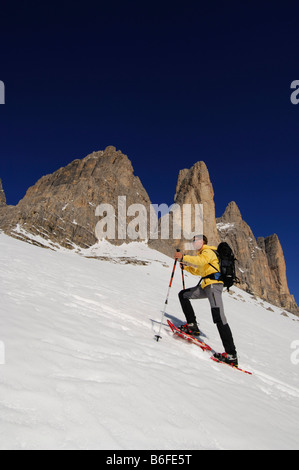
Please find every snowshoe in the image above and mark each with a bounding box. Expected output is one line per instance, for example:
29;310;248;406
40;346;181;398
213;352;238;368
180;322;201;337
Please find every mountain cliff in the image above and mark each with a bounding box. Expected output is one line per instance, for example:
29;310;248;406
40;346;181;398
216;201;298;314
174;161;220;246
0;147;297;314
0;179;6;207
0;146;152;248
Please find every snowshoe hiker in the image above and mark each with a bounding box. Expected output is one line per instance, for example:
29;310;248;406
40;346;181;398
174;235;238;367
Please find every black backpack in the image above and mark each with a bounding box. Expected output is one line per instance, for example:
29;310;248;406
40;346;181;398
208;242;239;290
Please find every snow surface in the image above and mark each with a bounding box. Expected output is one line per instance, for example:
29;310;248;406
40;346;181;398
0;232;299;450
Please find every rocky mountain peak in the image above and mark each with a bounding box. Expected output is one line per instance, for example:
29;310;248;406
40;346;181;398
0;178;6;207
174;161;219;246
220;201;243;223
217;202;298;314
0;147;151;248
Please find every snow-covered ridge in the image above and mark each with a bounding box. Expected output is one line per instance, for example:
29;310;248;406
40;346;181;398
0;232;299;450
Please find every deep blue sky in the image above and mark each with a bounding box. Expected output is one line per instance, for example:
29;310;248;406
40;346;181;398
0;1;298;305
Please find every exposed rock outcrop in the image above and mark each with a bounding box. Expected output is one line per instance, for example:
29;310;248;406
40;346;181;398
217;202;298;314
174;161;220;246
0;146;152;248
149;161;220;257
0;179;6;207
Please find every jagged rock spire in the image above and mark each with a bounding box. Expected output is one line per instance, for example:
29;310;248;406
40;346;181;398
0;178;6;207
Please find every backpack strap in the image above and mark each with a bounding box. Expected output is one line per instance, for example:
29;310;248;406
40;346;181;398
201;250;222;282
208;249;220;275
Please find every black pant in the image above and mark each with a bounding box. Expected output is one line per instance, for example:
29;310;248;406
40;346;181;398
179;283;237;355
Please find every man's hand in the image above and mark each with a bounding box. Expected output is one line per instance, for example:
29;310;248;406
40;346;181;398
174;251;183;261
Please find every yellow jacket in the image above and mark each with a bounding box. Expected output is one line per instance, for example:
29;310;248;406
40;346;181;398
183;244;223;289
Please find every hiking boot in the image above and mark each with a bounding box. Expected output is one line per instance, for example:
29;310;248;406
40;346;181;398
213;352;238;367
180;322;201;336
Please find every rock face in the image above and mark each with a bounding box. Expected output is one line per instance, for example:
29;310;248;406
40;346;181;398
149;161;220;257
217;201;298;314
0;179;6;207
258;234;297;312
174;161;220;246
0;147;297;314
0;146;152;248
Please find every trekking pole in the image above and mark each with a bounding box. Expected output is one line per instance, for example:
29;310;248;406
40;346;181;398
155;249;181;342
180;259;185;289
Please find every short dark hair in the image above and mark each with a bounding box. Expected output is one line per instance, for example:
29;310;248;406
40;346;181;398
193;235;208;244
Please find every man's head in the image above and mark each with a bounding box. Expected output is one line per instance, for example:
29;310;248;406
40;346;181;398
192;234;208;251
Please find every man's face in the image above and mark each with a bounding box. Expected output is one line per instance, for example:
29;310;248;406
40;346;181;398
193;237;204;251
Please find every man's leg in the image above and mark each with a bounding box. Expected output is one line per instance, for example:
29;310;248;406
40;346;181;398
205;284;237;356
178;283;207;324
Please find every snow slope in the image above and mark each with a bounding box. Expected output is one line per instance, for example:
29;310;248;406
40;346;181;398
0;232;299;450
